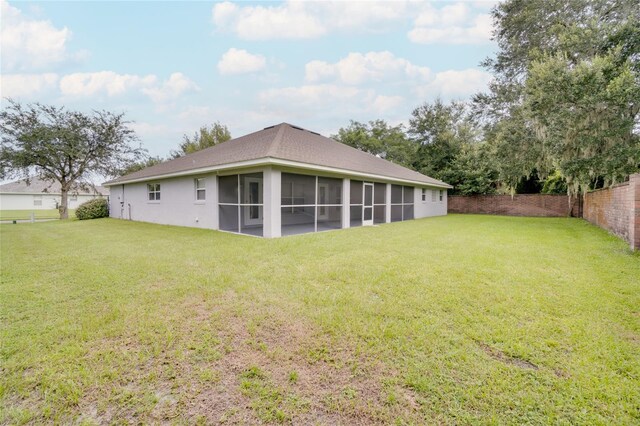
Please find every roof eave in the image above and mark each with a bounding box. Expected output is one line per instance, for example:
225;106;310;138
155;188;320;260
103;157;453;189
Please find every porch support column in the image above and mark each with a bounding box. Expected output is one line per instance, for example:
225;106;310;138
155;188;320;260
263;167;281;238
211;174;219;230
385;183;392;223
342;178;350;228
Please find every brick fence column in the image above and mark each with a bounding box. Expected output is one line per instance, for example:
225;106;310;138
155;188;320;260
630;173;640;250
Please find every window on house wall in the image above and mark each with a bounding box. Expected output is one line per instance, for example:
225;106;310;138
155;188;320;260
147;184;161;201
195;178;206;201
33;195;42;206
422;188;427;201
281;173;342;235
218;173;263;236
390;184;414;222
439;190;444;201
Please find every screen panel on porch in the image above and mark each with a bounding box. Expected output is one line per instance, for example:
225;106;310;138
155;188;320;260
349;180;363;227
281;173;316;235
281;173;342;235
390;184;414;222
218;173;264;236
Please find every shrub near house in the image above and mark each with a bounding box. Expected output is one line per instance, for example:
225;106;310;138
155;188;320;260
75;198;109;220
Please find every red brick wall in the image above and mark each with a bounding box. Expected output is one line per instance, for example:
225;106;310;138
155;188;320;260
583;173;640;250
448;194;579;217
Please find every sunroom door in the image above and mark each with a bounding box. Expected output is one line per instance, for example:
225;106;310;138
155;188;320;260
317;183;329;220
243;177;263;226
363;183;374;226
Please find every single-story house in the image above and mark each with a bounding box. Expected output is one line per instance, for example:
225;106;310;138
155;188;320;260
0;177;109;210
103;123;451;237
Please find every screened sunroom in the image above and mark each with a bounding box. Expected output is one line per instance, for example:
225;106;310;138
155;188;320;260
214;169;427;238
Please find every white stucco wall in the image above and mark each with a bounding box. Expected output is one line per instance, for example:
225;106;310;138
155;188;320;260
413;187;447;218
0;193;104;210
108;173;218;230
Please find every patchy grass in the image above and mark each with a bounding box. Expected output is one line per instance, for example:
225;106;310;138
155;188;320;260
0;209;74;221
1;215;639;424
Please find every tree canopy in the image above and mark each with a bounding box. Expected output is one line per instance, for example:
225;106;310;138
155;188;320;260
332;120;417;168
170;122;231;159
118;155;165;176
0;100;143;218
476;0;640;195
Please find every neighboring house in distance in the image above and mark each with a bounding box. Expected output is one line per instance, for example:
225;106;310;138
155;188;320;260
103;123;451;238
0;177;109;210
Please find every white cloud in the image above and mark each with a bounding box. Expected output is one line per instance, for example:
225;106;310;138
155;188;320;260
213;1;325;40
212;0;408;40
258;84;366;109
371;95;404;113
305;51;430;85
59;71;198;103
409;11;493;45
415;3;469;27
141;72;199;102
217;48;266;75
0;0;76;71
59;71;156;97
417;68;492;98
212;1;494;43
0;73;58;98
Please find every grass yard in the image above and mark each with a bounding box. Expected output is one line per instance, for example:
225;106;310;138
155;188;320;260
1;215;639;424
0;209;73;221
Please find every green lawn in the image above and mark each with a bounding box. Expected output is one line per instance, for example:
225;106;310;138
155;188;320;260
1;216;638;424
0;209;74;221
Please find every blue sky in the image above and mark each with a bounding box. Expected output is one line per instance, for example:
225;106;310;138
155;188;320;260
1;0;498;158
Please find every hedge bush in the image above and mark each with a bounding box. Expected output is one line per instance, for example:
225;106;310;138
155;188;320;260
75;197;109;220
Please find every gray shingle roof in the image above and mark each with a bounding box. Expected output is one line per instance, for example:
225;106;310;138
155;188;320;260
105;123;451;187
0;177;109;195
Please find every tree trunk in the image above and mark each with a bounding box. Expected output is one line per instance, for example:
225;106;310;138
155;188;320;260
59;184;69;219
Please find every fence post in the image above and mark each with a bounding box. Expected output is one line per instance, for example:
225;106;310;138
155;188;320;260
30;212;35;223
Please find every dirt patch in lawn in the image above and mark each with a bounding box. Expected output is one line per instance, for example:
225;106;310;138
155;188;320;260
477;342;539;370
184;292;422;424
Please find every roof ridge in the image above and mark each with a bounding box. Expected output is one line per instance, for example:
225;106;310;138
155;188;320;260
265;122;288;157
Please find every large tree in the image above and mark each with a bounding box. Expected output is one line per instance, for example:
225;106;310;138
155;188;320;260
332;119;417;168
409;99;497;194
476;0;640;196
0;100;143;218
171;122;231;158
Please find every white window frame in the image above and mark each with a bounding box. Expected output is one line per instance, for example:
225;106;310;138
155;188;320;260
195;178;206;202
147;183;161;202
33;195;42;206
439;190;444;202
421;188;427;202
